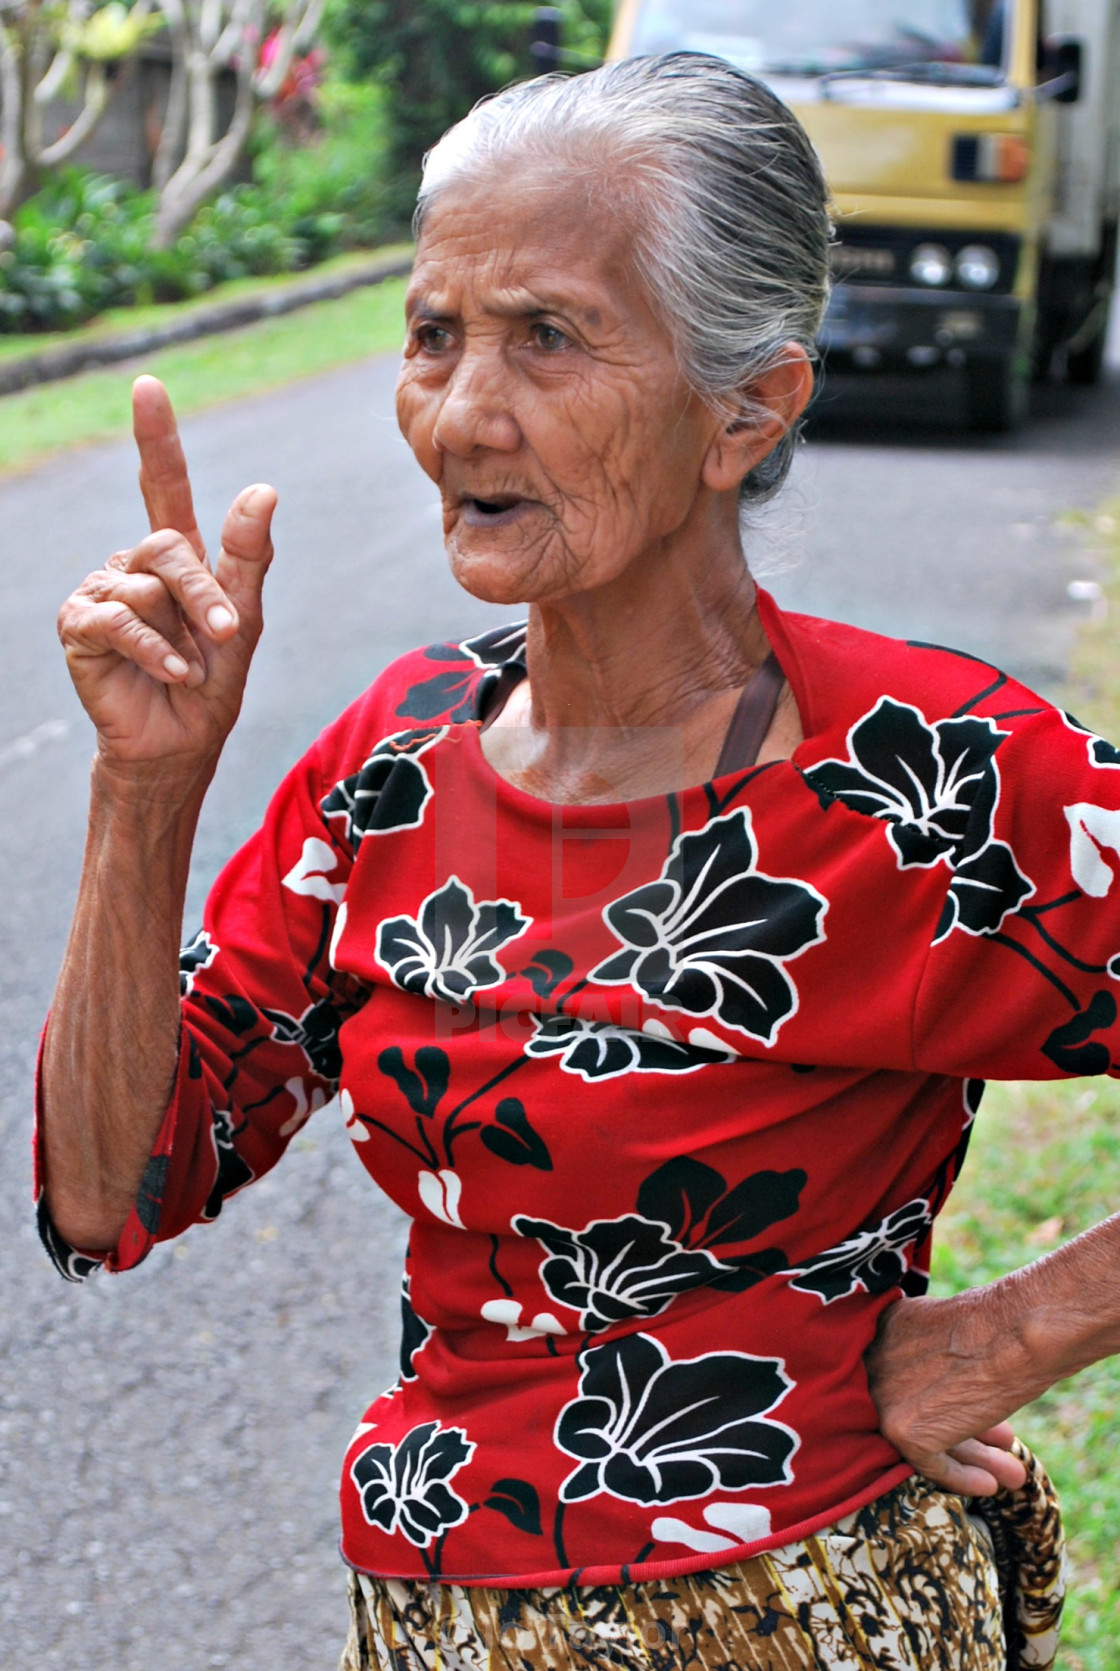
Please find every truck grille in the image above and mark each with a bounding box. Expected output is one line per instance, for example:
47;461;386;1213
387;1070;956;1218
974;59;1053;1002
830;227;1021;295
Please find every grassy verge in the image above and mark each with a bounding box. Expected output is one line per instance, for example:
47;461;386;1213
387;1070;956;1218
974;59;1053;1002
0;271;409;475
930;498;1120;1670
0;247;411;369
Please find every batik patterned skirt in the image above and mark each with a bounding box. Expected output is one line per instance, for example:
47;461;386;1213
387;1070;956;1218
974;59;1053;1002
339;1445;1065;1671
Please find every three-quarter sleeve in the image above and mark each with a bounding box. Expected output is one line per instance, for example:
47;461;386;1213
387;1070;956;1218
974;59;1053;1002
35;723;365;1279
913;707;1120;1081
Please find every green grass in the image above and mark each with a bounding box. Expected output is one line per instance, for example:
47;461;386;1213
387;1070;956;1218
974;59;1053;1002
0;270;409;474
0;247;410;368
929;498;1120;1670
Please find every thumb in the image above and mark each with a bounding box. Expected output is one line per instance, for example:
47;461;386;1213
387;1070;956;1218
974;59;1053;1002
214;483;277;621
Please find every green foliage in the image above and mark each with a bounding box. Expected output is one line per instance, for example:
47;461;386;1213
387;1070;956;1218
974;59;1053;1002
0;79;395;333
0;171;292;331
250;81;393;259
327;0;614;200
930;1038;1120;1664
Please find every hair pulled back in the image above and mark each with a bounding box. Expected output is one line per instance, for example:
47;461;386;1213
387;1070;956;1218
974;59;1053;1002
416;53;832;504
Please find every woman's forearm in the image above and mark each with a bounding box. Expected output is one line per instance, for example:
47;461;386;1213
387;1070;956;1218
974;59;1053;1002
40;756;212;1252
1003;1212;1120;1387
43;381;277;1253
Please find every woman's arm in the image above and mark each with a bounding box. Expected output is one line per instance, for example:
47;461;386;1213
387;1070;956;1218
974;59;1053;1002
866;1213;1120;1494
40;377;276;1251
41;760;207;1250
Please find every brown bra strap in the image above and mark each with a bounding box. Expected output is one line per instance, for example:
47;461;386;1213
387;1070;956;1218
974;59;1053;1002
714;652;784;775
481;651;784;774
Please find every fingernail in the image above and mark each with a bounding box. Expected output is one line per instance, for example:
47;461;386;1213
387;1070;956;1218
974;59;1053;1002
244;484;273;514
164;652;189;678
207;604;236;634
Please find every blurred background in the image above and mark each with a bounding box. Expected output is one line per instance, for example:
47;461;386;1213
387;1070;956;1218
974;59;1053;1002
1;3;1119;1667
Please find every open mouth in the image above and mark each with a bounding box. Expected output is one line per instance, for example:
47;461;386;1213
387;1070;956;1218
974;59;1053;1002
460;494;533;526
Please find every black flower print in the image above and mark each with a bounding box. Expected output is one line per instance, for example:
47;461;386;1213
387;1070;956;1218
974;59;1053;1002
394;626;527;723
806;699;1001;863
371;1045;553;1180
788;1197;931;1303
513;1213;736;1332
351;1421;474;1547
377;877;532;1004
201;1109;255;1221
483;1477;543;1537
520;949;575;998
935;839;1034;941
634;1156;804;1294
179;928;217;996
1062;709;1120;770
963;1078;985;1123
263;996;344;1083
458;622;528;668
555;1333;797;1504
591;809;826;1046
479;1098;552;1169
804;698;1031;940
524;1015;732;1081
320;726;445;849
36;1196;103;1282
400;1273;433;1382
1042;990;1117;1075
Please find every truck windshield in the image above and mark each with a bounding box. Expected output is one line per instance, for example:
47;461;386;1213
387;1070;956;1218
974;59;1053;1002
628;0;1007;78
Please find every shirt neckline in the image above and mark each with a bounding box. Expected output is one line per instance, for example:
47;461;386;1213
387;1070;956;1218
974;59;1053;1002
463;587;811;816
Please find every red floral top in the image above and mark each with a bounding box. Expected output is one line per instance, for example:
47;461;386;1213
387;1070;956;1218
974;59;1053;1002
36;590;1120;1587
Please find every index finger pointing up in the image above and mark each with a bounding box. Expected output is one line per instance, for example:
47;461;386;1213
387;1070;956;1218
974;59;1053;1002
133;375;206;562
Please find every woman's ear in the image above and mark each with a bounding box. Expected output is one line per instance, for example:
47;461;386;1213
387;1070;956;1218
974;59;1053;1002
701;344;815;493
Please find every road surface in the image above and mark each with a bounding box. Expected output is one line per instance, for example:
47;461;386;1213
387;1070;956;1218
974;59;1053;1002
2;349;1119;1669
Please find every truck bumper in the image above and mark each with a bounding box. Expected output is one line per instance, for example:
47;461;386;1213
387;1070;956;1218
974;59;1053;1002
820;284;1023;371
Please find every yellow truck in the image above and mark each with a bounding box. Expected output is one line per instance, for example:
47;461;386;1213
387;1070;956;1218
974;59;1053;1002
607;0;1120;428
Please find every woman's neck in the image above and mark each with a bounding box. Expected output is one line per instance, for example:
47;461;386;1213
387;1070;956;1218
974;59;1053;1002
481;526;789;803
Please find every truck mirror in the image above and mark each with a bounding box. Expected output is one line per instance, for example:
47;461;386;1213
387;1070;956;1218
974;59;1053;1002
1042;35;1083;102
531;7;563;72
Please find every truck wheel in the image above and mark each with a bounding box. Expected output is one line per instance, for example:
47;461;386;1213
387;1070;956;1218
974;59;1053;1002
1067;326;1106;387
965;360;1028;432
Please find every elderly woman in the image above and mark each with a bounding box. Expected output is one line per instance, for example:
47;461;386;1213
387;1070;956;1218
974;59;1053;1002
38;52;1119;1671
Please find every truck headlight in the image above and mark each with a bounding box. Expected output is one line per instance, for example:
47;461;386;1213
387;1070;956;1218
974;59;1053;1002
910;244;953;286
955;245;1001;289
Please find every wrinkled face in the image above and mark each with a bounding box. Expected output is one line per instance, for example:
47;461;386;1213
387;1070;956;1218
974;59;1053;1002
395;170;724;607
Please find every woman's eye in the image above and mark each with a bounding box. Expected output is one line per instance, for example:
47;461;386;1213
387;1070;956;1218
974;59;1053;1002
530;322;569;353
414;323;452;353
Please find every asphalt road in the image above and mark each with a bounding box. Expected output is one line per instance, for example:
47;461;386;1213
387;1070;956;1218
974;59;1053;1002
2;348;1120;1670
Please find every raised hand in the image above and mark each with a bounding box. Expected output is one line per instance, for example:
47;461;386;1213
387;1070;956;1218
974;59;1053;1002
57;375;277;775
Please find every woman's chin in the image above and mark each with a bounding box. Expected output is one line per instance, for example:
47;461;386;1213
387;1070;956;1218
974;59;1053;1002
447;557;530;608
445;539;549;609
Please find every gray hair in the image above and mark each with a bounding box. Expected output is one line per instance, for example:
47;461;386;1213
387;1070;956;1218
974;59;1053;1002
416;53;831;504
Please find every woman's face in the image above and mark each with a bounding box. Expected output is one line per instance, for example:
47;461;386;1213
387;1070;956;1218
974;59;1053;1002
395;170;726;608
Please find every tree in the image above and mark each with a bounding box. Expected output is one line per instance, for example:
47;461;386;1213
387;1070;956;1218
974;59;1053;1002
328;0;612;203
0;1;161;217
149;0;327;248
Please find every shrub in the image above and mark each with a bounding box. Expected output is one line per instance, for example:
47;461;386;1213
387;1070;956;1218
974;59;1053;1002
250;81;395;258
327;0;613;208
0;80;395;334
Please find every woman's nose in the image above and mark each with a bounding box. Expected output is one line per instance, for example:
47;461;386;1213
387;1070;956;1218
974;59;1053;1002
431;350;521;457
